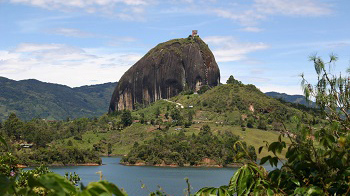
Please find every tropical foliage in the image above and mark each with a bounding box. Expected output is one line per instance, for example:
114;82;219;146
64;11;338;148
0;114;108;166
195;55;350;195
16;147;101;166
1;172;127;196
0;134;127;196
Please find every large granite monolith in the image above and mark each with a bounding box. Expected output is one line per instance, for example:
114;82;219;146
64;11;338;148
109;36;220;112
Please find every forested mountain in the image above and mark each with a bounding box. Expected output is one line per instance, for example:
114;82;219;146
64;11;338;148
265;91;315;107
0;77;116;121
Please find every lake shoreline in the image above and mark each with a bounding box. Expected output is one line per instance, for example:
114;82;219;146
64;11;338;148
120;162;244;168
17;163;101;168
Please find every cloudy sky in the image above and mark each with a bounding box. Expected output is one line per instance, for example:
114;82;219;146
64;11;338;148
1;0;349;94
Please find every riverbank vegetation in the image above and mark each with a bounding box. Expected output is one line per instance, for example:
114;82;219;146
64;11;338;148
16;147;101;166
0;148;125;196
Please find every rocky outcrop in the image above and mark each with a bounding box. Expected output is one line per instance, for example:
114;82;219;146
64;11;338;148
109;36;220;111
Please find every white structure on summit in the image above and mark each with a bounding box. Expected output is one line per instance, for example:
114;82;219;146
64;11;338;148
192;30;198;37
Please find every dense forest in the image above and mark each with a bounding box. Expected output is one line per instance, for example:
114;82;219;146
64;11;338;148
0;113;104;166
122;125;256;166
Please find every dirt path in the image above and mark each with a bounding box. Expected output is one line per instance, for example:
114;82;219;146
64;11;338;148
163;99;184;108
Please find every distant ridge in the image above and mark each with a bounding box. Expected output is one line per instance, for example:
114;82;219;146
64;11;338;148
0;77;117;121
265;91;315;107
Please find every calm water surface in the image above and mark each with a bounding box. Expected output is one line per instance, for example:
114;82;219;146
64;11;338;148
42;157;279;196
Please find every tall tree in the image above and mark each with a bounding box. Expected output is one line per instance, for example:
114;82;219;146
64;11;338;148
107;143;112;157
121;110;132;127
3;113;23;140
226;75;242;85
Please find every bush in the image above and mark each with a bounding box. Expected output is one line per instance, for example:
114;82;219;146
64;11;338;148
198;85;209;94
246;118;254;128
67;140;73;146
121;110;132;127
257;119;267;130
73;135;82;140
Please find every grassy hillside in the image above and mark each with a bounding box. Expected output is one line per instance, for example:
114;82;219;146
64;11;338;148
167;83;317;129
60;83;320;160
0;77;116;121
54;121;288;160
2;82;323;165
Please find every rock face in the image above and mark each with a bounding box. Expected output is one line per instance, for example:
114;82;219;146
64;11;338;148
109;36;220;112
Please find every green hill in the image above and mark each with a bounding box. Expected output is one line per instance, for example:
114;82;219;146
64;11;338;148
165;83;313;128
115;83;321;160
1;80;323;165
0;77;116;121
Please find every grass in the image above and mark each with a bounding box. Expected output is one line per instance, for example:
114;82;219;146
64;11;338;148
54;102;297;160
56;123;158;156
132;100;173;120
222;126;290;159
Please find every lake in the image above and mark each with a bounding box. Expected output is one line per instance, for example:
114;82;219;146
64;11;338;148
40;157;280;195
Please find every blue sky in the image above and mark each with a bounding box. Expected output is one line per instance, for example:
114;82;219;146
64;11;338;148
1;0;349;94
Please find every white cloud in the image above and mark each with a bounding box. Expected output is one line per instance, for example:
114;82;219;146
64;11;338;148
49;28;94;37
13;43;64;52
10;0;149;8
0;43;142;86
10;0;152;20
240;27;264;32
8;0;333;23
212;0;332;26
204;36;268;62
213;9;266;26
254;0;332;16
